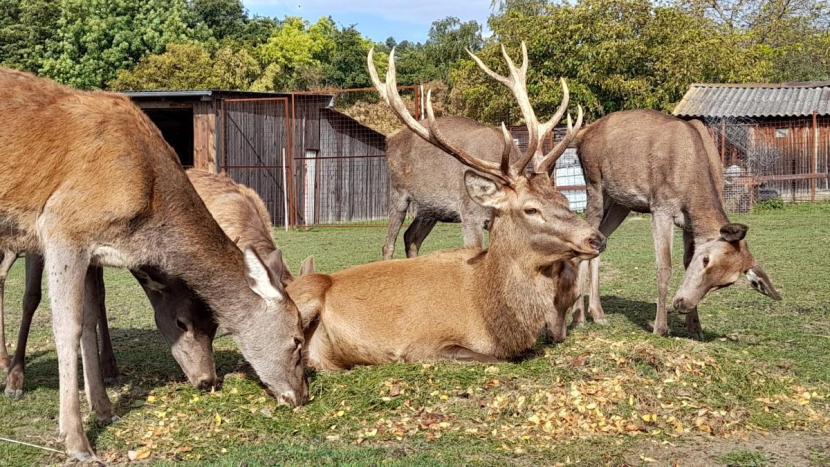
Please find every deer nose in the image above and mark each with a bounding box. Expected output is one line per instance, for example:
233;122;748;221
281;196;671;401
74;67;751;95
590;233;607;253
673;297;688;312
195;376;217;392
277;390;299;407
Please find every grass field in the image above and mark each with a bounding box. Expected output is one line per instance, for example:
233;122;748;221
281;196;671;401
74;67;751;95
0;203;828;466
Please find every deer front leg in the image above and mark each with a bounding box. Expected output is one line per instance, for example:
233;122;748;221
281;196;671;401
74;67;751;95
91;267;118;383
45;244;95;460
81;267;116;423
682;231;703;340
382;189;410;260
5;254;43;398
570;259;588;327
0;251;17;370
441;345;498;363
651;213;674;337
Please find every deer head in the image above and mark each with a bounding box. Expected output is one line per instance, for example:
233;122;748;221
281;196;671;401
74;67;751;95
133;266;218;390
673;223;780;311
368;43;605;261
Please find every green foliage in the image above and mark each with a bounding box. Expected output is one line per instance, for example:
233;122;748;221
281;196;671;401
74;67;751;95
109;43;260;91
753;198;785;213
192;0;246;41
0;0;60;73
39;0;211;89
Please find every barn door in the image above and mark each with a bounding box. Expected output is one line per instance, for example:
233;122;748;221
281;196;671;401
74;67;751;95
220;98;291;226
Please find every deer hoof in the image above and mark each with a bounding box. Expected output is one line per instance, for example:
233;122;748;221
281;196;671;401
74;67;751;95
651;322;670;337
5;388;23;399
103;376;120;386
689;331;704;341
593;317;609;326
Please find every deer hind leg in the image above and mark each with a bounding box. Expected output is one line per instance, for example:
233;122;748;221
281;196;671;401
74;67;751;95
441;345;498;363
651;213;674;337
403;216;437;258
588;202;631;324
81;267;116;423
0;251;18;370
45;243;96;460
5;254;43;398
382;189;410;260
682;231;703;340
91;267;118;383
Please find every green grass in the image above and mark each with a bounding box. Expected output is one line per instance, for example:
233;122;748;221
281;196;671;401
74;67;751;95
1;203;829;465
717;449;768;466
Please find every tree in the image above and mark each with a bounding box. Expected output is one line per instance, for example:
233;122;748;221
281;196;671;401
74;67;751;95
109;43;260;90
39;0;211;89
0;0;60;73
192;0;246;40
448;0;765;124
251;16;335;91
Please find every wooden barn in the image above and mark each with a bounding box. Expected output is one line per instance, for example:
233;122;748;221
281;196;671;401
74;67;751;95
673;82;830;205
125;90;388;227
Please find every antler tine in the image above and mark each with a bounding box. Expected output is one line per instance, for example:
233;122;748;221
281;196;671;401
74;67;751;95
537;105;584;174
499;123;513;176
467;42;540;176
532;78;570;169
424;91;510;184
369;47;510;183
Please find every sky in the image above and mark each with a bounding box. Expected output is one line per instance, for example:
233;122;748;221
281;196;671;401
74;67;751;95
244;0;494;43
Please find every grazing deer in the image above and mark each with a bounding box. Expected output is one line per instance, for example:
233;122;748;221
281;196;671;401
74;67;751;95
572;109;780;338
285;44;604;370
0;67;307;460
1;170;309;398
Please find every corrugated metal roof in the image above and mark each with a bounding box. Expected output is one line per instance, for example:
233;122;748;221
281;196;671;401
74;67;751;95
673;83;830;118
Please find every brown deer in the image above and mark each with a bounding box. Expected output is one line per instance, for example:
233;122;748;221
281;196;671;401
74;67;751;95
0;67;307;460
0;169;306;398
285;44;605;370
571;109;780;338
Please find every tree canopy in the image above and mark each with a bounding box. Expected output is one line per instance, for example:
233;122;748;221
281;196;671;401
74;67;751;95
1;0;827;122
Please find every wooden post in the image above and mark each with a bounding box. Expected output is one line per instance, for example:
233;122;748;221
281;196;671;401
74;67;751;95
720;120;726;164
812;110;819;201
193;101;217;173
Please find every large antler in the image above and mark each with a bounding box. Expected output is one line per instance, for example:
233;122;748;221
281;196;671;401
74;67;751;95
368;47;511;184
467;42;583;174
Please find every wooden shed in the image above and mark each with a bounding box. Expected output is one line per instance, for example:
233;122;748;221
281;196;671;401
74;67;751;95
124;90;388;226
673;82;830;203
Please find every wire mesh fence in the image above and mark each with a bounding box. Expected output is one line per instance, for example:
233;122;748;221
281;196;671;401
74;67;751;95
706;115;830;213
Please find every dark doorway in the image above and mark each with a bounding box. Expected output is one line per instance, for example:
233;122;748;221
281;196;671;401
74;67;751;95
143;109;194;167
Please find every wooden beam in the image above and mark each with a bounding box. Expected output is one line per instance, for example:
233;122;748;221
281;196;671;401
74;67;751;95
812;110;819;201
193;102;217;173
134;101;194;109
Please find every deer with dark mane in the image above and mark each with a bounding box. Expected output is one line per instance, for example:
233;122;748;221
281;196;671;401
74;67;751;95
0;68;307;460
285;43;605;370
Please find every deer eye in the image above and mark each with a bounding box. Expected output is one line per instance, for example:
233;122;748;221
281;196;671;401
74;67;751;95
175;318;188;333
702;256;710;267
524;207;539;215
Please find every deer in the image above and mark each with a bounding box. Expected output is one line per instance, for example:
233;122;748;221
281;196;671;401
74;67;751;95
0;67;307;460
284;44;605;371
571;109;780;339
0;169;310;398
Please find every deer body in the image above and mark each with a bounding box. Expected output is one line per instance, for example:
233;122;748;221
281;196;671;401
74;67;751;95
293;214;582;370
0;170;296;397
0;67;306;459
573;109;779;337
384;117;519;259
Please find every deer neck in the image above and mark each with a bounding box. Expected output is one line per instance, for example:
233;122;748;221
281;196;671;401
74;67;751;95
473;222;556;358
684;180;731;243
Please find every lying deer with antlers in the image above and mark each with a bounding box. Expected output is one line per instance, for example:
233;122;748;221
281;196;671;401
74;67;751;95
0;67;307;459
572;109;780;338
0;169;311;398
285;44;605;370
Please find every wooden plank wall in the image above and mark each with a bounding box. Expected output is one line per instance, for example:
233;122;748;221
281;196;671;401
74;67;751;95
193;101;217;173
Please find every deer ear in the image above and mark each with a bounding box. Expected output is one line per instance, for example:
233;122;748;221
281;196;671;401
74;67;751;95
464;170;507;209
720;223;748;242
746;265;781;300
243;248;285;302
300;256;315;276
